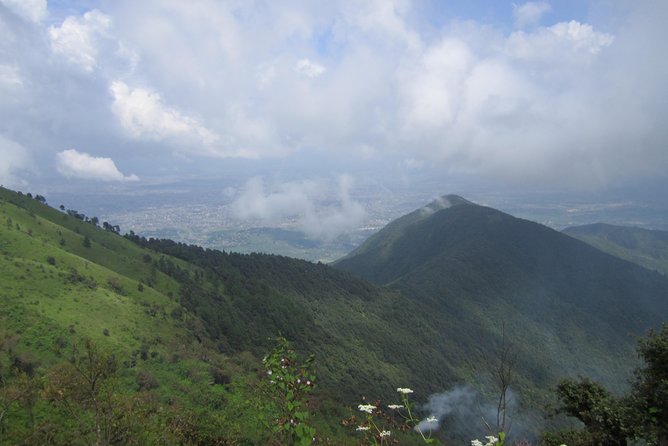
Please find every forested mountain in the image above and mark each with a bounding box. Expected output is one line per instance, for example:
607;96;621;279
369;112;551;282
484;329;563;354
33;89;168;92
2;186;667;444
564;223;668;275
334;196;668;391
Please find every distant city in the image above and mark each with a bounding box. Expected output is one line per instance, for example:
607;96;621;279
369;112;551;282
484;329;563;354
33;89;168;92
43;176;668;263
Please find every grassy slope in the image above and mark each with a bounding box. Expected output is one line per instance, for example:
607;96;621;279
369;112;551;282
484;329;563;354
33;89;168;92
0;188;339;445
0;187;437;444
563;223;668;276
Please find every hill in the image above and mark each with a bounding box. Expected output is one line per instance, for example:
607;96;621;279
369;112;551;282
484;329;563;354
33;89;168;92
334;196;668;394
3;186;667;443
563;223;668;276
0;186;461;444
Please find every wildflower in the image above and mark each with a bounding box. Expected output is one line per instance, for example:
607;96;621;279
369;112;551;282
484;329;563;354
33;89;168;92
471;440;483;446
267;370;272;375
387;404;404;410
425;415;437;423
397;387;413;394
356;426;370;431
379;430;391;437
485;435;499;444
358;404;376;413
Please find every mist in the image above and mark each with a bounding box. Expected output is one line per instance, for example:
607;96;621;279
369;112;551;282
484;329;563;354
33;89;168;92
230;174;365;241
415;385;539;443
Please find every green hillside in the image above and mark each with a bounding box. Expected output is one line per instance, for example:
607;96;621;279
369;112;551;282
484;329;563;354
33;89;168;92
563;223;668;275
3;186;667;444
334;197;668;395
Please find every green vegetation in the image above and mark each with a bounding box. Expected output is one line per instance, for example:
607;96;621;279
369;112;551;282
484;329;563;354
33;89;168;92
563;223;668;275
1;187;667;444
542;324;668;445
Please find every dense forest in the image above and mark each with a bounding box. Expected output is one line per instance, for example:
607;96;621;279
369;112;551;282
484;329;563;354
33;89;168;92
1;186;666;445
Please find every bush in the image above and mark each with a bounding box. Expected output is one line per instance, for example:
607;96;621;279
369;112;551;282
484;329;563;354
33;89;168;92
136;370;159;391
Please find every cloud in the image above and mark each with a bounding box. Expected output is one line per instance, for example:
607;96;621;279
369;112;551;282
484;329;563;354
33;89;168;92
513;2;552;28
0;0;46;23
231;175;365;240
295;59;326;78
56;149;139;181
0;135;30;186
0;64;22;87
1;1;667;188
109;80;221;151
49;10;112;72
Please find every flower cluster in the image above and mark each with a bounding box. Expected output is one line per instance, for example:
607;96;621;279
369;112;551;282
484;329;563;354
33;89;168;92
358;404;376;414
471;435;499;446
349;386;437;445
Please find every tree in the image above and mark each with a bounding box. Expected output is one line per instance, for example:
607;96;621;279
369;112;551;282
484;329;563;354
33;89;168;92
633;324;668;446
44;339;118;446
83;236;91;248
554;377;628;445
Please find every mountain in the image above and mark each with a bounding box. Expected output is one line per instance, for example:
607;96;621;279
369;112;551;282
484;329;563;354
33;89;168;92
563;223;668;275
334;195;668;392
3;186;667;443
0;186;471;444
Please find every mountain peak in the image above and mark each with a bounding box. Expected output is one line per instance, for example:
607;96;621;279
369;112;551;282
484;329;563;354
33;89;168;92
420;194;471;215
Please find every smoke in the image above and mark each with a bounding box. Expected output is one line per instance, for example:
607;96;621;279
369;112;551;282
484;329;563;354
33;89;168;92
231;174;365;241
414;385;536;443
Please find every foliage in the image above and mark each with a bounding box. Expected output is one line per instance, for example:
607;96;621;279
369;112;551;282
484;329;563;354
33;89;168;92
346;387;439;445
632;323;668;445
548;326;668;446
261;337;317;445
553;377;629;445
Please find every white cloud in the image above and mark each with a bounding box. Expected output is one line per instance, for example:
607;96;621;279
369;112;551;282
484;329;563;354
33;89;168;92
109;80;220;149
231;175;365;241
0;0;46;23
0;135;30;186
49;10;112;72
56;149;138;181
513;2;552;28
295;59;326;78
0;64;22;87
0;1;667;189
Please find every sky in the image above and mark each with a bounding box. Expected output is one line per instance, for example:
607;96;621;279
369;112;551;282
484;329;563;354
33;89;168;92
1;0;667;236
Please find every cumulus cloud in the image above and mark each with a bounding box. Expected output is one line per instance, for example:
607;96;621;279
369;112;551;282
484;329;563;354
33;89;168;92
56;149;138;181
231;175;365;240
0;135;30;186
513;2;552;28
49;10;112;72
109;81;221;150
1;1;667;188
0;0;46;23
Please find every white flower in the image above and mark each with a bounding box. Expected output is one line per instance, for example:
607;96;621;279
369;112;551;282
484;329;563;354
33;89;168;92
425;415;437;423
356;426;370;431
380;430;391;437
267;370;272;375
358;404;376;414
485;435;499;445
471;441;483;446
387;404;404;410
396;387;413;394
